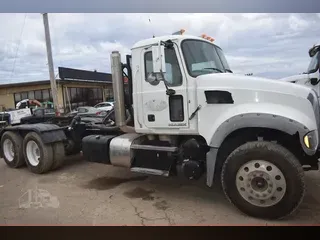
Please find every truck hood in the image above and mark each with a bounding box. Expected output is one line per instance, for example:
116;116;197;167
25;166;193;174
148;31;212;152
196;73;311;99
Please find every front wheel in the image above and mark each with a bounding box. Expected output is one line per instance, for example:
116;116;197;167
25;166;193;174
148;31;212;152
221;141;305;220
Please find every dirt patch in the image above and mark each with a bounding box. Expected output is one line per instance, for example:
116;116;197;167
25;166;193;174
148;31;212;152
299;193;320;211
123;187;155;201
83;176;148;190
38;176;57;184
153;200;169;211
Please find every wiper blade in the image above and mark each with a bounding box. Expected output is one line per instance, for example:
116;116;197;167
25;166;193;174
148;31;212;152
202;67;224;73
225;69;233;73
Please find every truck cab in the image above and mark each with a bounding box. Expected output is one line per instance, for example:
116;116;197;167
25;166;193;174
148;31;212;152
279;44;320;97
130;34;319;157
131;34;231;135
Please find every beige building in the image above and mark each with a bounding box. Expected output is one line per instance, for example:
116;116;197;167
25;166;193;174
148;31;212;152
0;79;114;113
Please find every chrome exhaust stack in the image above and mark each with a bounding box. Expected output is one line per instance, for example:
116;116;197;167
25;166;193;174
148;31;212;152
110;51;135;133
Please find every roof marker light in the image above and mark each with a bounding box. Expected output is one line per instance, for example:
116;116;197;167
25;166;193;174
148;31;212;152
172;29;186;35
200;34;215;42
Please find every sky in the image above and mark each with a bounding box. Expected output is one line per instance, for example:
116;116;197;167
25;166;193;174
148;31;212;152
0;13;319;84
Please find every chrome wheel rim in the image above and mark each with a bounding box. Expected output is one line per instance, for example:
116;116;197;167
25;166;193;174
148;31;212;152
26;140;40;166
236;160;286;207
3;139;14;162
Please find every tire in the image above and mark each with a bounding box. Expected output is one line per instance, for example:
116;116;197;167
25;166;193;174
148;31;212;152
0;131;25;168
221;141;305;220
23;132;54;174
51;142;66;170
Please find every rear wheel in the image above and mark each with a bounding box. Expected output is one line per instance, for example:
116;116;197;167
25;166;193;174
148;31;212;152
1;131;25;168
51;142;66;170
221;141;305;220
23;132;54;174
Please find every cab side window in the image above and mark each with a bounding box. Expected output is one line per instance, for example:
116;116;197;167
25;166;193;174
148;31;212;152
144;48;182;86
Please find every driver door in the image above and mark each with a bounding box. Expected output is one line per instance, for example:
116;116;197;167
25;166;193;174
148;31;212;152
141;45;189;130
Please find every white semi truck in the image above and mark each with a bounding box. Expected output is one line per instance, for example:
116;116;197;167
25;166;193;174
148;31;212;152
279;43;320;94
1;32;320;220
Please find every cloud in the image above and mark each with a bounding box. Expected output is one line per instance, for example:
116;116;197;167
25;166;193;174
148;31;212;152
0;13;319;84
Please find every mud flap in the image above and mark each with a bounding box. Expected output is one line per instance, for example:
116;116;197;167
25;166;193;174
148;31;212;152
206;148;218;187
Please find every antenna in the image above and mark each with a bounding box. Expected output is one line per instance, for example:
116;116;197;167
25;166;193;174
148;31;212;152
148;17;155;38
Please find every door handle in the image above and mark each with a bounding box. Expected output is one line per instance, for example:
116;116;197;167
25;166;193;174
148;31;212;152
166;89;176;96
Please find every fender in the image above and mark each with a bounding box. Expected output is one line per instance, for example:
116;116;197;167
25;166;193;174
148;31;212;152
1;123;67;145
205;112;319;187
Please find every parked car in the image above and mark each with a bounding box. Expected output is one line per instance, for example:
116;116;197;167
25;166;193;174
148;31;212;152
94;102;114;112
66;106;108;118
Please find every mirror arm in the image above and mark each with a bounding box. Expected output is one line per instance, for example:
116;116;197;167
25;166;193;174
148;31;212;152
160;40;174;49
159;70;176;96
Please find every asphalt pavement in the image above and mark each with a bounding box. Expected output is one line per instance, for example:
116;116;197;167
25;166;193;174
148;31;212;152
0;155;320;225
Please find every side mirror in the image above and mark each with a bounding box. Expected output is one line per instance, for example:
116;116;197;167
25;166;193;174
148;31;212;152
310;78;319;85
146;73;161;86
152;44;166;73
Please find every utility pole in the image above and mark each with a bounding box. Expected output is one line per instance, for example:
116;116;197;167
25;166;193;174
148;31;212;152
42;13;59;116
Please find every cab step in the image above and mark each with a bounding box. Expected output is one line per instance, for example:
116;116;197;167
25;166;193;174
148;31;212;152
131;144;178;152
130;143;176;176
130;167;169;176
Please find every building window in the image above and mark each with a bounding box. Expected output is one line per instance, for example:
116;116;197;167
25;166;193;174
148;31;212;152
14;88;53;107
105;88;113;101
14;93;21;103
66;87;104;111
21;92;28;100
28;91;34;99
35;90;42;100
42;89;50;101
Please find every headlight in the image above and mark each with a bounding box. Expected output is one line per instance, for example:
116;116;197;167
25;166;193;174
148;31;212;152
303;130;318;150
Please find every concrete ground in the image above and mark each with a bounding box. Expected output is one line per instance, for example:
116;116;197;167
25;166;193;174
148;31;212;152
0;155;320;225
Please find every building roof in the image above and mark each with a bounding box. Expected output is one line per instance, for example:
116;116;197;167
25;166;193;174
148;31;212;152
0;67;113;89
0;78;111;89
58;67;112;82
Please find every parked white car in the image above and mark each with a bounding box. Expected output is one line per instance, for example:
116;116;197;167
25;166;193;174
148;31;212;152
67;106;108;117
94;102;114;112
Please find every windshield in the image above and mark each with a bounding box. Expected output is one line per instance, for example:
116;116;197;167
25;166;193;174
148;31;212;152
215;47;232;73
307;51;319;74
181;39;232;77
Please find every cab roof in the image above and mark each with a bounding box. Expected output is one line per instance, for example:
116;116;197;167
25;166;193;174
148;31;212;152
131;34;217;50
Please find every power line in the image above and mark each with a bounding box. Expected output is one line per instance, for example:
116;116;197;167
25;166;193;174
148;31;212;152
10;13;27;81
